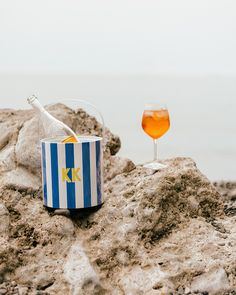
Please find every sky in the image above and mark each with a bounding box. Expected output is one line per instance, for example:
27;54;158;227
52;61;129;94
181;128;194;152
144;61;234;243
0;0;236;75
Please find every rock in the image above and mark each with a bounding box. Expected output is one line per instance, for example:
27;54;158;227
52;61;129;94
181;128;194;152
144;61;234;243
15;116;42;175
228;188;236;200
11;281;17;287
54;209;71;217
0;204;9;235
42;215;75;239
0;167;41;191
64;242;103;295
0;146;16;173
191;267;230;294
0;125;11;150
0;105;235;293
18;286;28;295
35;274;55;291
104;156;136;181
104;158;222;245
214;181;236;201
119;266;170;294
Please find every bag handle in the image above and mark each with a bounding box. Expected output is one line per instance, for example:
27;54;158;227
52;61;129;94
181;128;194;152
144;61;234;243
48;99;106;150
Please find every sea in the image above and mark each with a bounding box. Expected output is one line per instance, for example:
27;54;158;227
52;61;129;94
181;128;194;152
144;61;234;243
0;73;235;181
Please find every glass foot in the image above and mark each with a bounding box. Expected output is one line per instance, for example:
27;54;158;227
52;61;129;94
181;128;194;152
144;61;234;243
143;161;167;170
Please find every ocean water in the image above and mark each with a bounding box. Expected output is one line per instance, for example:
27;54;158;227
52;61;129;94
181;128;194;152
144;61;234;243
0;74;235;181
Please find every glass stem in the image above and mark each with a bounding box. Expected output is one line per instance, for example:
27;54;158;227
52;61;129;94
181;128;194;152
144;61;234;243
153;139;158;162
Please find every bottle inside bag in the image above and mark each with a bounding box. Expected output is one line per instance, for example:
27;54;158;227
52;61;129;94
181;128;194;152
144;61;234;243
27;95;79;143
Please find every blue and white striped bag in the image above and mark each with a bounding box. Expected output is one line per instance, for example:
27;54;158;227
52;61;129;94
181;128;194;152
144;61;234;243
41;136;103;209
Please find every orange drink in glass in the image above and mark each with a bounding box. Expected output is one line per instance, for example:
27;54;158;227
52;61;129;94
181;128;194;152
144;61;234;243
142;103;170;169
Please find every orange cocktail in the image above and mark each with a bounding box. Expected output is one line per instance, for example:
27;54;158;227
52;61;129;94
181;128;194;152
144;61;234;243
142;109;170;139
141;104;170;170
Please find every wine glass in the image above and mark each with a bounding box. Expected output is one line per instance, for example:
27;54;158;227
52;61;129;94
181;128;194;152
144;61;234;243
141;102;170;170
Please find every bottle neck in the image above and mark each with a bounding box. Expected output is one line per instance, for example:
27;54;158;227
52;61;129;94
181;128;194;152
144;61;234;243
29;97;46;113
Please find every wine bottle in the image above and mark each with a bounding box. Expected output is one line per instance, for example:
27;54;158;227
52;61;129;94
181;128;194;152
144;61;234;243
27;95;79;142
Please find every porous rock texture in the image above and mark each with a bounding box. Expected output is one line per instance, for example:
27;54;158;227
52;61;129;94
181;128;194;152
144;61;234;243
0;105;235;295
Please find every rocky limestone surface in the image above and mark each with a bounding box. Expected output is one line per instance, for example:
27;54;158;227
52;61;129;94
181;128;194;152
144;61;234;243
0;105;235;295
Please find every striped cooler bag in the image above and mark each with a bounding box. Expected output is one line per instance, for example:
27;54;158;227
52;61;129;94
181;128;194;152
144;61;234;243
41;136;103;209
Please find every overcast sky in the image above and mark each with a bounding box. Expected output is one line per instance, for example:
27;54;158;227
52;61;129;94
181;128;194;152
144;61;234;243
0;0;236;75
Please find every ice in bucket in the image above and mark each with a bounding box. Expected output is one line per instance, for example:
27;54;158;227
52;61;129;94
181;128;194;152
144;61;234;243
28;96;104;209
